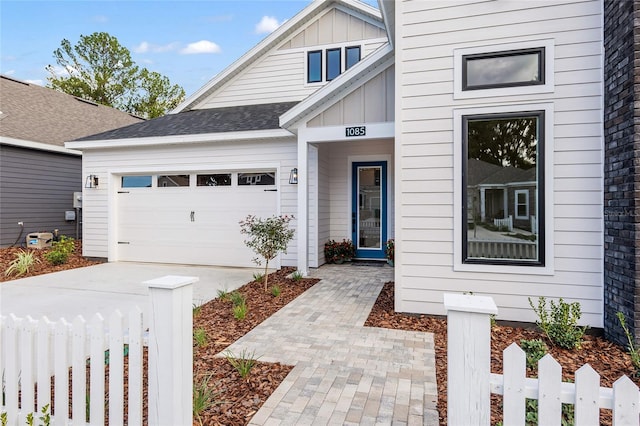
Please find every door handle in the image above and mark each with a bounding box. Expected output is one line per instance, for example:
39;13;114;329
190;211;195;222
352;212;356;233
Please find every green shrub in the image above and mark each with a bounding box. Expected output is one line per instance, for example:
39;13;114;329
229;291;245;307
5;250;38;277
616;312;640;376
291;270;303;281
270;285;281;297
324;239;355;264
216;288;230;301
224;349;259;379
252;272;264;282
233;303;248;320
44;236;75;265
192;303;202;317
528;296;587;349
193;374;218;426
194;328;207;347
520;339;548;369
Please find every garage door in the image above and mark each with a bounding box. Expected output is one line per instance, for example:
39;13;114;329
116;171;278;267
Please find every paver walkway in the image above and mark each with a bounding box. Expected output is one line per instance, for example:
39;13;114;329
223;264;439;425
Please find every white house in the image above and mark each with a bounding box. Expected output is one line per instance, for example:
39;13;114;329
68;0;620;334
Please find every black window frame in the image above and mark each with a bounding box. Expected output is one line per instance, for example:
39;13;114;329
462;47;545;91
462;111;545;267
326;48;342;81
345;45;361;70
307;50;322;83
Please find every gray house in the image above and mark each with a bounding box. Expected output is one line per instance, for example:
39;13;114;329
0;75;143;247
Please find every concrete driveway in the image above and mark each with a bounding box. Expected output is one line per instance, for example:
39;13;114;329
1;262;259;324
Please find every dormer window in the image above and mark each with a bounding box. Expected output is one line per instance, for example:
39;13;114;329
307;45;361;84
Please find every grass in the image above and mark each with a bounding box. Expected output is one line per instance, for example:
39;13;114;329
224;349;260;379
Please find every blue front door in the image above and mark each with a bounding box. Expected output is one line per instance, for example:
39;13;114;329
352;161;387;259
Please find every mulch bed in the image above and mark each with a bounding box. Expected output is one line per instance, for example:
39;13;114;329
364;281;640;426
0;241;101;282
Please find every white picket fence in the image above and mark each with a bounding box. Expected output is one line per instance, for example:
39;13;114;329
1;275;197;426
493;215;513;231
444;293;640;426
467;239;537;260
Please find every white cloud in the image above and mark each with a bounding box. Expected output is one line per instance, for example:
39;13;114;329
180;40;221;55
4;70;15;76
92;15;108;23
25;79;43;86
47;65;73;77
255;16;285;34
133;41;179;54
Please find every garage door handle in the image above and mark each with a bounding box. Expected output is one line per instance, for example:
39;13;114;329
264;189;277;192
190;211;195;222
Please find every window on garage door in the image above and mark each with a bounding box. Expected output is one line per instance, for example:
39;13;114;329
237;172;275;186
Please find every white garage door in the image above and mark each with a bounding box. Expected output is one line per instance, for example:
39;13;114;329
116;171;278;267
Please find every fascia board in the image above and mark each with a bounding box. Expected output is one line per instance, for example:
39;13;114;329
279;43;394;129
64;129;295;150
1;136;82;156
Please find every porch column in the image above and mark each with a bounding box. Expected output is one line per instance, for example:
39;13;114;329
503;188;508;219
480;187;486;221
297;130;309;276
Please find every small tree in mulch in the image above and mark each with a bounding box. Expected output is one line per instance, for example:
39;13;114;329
239;215;295;291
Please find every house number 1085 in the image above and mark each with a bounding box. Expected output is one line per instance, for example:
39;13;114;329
345;126;366;137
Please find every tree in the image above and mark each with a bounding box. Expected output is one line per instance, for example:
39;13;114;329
239;215;295;292
467;116;538;169
46;32;185;118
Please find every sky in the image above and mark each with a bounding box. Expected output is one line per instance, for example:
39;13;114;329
1;0;379;98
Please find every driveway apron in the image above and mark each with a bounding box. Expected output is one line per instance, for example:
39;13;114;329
223;264;439;426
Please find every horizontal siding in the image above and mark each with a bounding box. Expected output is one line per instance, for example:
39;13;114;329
81;139;298;265
0;145;82;246
396;0;604;326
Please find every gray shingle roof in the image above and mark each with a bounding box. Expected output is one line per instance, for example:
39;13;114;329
76;102;299;141
0;75;143;147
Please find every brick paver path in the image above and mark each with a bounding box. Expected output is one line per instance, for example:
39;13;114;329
223;264;439;425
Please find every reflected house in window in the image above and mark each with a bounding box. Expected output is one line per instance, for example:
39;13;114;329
238;172;276;186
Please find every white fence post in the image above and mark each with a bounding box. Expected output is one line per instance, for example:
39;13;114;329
145;275;198;426
444;293;498;426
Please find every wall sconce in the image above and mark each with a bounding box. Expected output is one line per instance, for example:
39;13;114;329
289;168;298;185
85;174;99;188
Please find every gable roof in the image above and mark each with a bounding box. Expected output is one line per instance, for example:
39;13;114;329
75;102;298;141
172;0;382;114
0;75;143;149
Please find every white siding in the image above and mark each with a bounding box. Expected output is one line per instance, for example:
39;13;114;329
317;145;330;265
81;138;298;266
395;0;603;326
195;6;387;110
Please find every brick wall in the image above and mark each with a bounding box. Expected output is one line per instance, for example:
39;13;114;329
603;0;640;345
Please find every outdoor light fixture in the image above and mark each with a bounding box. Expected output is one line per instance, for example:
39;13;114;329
289;168;298;184
85;174;99;188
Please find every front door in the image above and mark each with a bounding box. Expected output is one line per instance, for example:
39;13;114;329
352;161;387;259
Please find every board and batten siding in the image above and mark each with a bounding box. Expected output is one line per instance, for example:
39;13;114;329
80;138;298;266
395;0;604;326
0;145;82;246
195;5;386;110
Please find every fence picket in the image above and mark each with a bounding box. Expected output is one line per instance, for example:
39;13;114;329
503;343;526;426
37;317;54;412
538;354;562;424
20;317;37;422
71;316;87;426
574;364;599;425
5;315;20;426
54;318;70;425
108;310;125;426
613;376;639;425
128;308;144;425
89;314;105;425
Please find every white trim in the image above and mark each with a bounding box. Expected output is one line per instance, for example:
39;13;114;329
453;102;554;275
302;42;368;88
65;129;294;150
453;39;555;100
514;189;529;220
1;136;82;156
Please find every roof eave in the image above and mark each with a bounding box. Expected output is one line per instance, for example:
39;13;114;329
1;136;82;156
65;128;295;150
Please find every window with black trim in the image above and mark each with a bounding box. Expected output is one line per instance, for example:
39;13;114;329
463;48;544;91
122;175;152;188
238;172;275;186
158;175;189;187
345;46;361;70
197;174;231;186
307;50;322;83
326;48;341;81
463;111;544;265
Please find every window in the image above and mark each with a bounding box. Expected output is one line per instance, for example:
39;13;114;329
197;174;231;186
307;51;322;83
158;175;189;187
326;48;341;81
515;189;529;219
345;46;361;70
238;172;275;186
463;111;544;266
122;175;152;188
463;48;544;91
